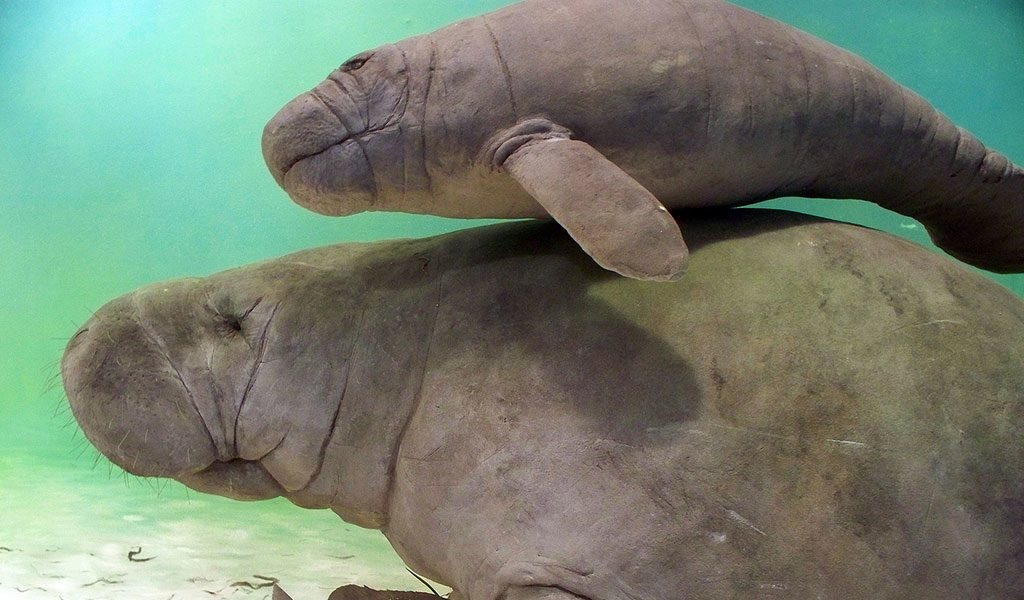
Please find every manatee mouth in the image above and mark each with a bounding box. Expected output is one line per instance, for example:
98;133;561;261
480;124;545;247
262;92;351;183
278;137;367;194
178;458;285;502
278;142;343;183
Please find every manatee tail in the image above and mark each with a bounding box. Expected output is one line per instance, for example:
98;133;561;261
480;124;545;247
879;99;1024;273
920;132;1023;274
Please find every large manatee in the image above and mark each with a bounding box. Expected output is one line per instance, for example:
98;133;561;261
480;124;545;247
261;0;1024;281
63;210;1024;599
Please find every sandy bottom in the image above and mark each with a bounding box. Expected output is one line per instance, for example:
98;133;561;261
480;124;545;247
0;453;434;600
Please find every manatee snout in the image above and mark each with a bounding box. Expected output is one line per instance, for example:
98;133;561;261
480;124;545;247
61;291;219;479
262;90;376;217
263;45;415;218
61;280;287;501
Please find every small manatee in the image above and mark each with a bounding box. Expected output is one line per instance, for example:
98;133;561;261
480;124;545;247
263;0;1024;280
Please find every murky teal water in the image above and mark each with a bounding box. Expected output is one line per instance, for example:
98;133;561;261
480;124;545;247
2;1;1022;598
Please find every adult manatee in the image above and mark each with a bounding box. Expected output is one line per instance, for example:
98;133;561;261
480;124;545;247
261;0;1024;281
62;210;1024;599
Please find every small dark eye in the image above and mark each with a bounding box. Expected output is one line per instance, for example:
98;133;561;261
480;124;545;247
341;53;372;71
211;296;262;336
223;315;242;332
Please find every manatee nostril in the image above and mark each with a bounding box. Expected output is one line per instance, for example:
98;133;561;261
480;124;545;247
62;327;90;397
69;326;89;344
62;326;92;370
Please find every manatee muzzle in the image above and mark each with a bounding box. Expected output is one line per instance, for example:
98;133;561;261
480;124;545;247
262;89;376;217
61;294;219;479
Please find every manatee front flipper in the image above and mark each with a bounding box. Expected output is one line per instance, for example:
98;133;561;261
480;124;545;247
489;119;688;281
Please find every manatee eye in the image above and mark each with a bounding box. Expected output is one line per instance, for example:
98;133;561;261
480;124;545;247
340;53;373;71
223;315;243;332
213;313;243;336
212;296;262;336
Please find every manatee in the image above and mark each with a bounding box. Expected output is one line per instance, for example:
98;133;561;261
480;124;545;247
261;0;1024;281
63;209;1024;599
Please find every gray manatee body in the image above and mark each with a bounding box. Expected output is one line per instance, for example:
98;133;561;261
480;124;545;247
63;210;1024;599
261;0;1024;281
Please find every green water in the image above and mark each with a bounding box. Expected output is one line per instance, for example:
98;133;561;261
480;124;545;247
1;1;1022;598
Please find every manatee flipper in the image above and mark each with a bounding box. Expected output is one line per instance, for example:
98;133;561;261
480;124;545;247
272;584;295;600
491;119;688;281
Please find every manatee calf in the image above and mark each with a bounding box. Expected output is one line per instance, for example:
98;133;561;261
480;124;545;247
261;0;1024;281
63;209;1024;599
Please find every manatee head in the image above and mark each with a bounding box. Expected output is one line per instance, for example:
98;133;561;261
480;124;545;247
262;44;412;217
61;257;366;505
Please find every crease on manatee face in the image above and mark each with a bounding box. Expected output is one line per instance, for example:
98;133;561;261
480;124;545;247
129;290;225;462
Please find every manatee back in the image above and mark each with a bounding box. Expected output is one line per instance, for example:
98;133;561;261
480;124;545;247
384;209;1024;599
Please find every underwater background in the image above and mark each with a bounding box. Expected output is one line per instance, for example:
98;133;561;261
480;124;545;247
1;1;1022;598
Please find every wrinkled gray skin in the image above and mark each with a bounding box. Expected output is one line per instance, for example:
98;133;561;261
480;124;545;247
261;0;1024;281
63;210;1024;599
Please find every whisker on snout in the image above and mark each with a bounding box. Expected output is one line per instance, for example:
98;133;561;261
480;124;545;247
46;379;67;397
52;393;73;420
45;361;70;418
